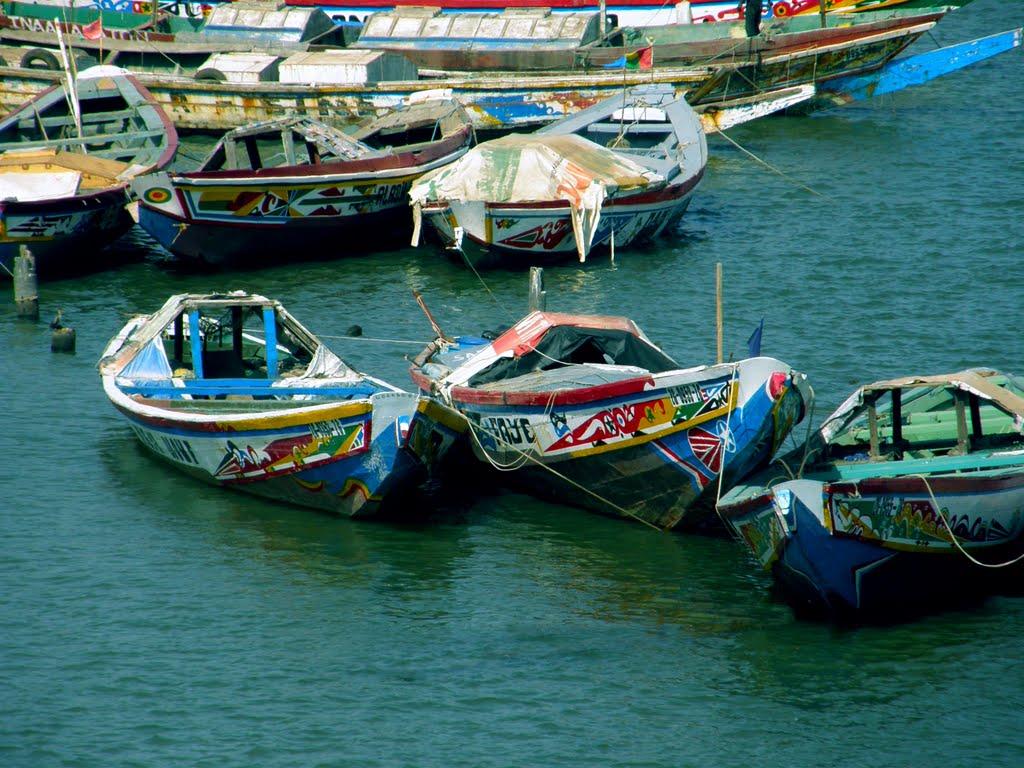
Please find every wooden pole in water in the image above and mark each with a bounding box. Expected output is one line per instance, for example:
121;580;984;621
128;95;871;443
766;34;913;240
716;262;723;364
528;266;546;313
819;2;827;28
14;245;39;321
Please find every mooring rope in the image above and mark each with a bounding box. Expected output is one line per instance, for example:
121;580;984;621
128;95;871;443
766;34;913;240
462;413;664;531
714;128;835;201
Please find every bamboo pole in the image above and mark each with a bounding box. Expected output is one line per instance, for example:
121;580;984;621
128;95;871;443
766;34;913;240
716;262;722;364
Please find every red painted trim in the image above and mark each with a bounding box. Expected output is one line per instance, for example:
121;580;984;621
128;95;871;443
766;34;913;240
448;374;657;407
716;490;775;519
177;125;473;182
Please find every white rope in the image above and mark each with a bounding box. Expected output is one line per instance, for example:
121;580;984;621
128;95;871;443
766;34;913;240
462;412;663;531
715;128;835;201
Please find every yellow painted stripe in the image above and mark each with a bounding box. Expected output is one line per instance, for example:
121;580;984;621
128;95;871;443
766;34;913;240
215;401;372;432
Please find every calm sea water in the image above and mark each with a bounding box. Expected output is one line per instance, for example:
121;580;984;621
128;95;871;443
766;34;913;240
3;2;1024;765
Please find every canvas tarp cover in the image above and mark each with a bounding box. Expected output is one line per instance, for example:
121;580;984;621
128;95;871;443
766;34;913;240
0;171;80;201
410;133;664;261
467;326;679;388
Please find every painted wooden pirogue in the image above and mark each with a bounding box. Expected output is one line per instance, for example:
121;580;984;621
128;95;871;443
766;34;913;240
284;0;974;28
99;291;466;517
685;0;974;24
410;310;810;531
131;96;474;267
0;65;177;279
409;85;707;267
716;369;1024;622
353;7;947;72
0;1;352;74
0;20;1018;135
0;8;952;132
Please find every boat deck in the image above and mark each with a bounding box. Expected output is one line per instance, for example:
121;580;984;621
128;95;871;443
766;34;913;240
472;363;650;394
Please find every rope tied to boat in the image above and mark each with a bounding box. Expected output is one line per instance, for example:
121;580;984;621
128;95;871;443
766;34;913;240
464;413;663;531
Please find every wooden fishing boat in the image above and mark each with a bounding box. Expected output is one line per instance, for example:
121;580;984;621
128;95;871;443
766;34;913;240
99;291;466;518
3;9;1017;136
0;1;353;76
131;95;473;268
354;7;947;73
0;65;177;278
409;310;810;531
286;0;973;28
686;0;973;25
716;369;1024;621
409;85;707;268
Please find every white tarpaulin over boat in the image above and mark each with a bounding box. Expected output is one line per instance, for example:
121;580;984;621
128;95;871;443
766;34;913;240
0;171;80;202
409;133;664;261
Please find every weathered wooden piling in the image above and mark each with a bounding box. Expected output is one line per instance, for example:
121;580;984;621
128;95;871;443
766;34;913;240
13;245;39;321
50;308;76;353
528;266;546;313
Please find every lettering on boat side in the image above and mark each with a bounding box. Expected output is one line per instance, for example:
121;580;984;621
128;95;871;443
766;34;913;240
309;419;347;440
133;426;199;466
667;380;730;423
374;183;409;207
482;417;536;447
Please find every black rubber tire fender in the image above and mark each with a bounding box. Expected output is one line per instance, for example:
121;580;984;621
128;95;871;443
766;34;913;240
20;47;61;70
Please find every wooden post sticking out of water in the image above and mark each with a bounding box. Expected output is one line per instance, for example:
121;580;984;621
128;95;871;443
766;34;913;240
14;245;39;321
528;267;546;313
716;262;723;364
819;2;827;28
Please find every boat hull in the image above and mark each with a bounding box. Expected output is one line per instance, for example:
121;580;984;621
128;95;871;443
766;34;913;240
132;120;473;267
721;473;1024;620
424;178;700;267
107;383;460;517
441;358;806;530
0;187;134;278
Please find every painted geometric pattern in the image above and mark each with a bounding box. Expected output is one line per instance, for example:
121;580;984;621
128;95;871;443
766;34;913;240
184;180;412;222
830;493;1021;550
736;505;788;569
2;207;119;242
212;421;367;481
544;379;732;454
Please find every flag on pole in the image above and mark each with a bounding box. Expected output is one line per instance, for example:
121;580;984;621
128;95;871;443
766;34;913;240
602;46;653;70
747;318;764;358
82;19;103;41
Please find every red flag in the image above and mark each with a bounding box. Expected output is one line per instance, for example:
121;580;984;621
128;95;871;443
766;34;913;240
636;46;653;70
82;19;103;41
624;46;653;70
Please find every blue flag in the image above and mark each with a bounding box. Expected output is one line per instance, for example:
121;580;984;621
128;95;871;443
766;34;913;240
747;318;764;358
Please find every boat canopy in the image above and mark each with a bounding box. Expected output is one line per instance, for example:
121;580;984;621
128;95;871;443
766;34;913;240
467;324;680;387
409;133;664;260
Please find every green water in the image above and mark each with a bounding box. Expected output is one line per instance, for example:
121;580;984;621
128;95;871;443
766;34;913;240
3;2;1024;765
